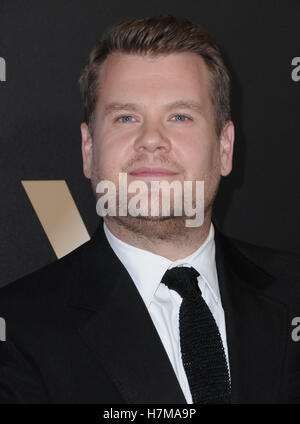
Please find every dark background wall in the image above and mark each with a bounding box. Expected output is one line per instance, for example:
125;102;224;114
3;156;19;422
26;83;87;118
0;0;299;288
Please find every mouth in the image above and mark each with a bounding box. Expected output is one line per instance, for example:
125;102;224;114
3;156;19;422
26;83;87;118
129;167;179;177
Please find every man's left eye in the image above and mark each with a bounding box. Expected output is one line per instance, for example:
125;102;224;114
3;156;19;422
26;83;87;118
119;115;135;123
171;115;189;122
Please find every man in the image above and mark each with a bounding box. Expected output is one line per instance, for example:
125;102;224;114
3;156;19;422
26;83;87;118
0;15;299;404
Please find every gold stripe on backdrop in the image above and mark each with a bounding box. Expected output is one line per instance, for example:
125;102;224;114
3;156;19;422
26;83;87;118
22;180;90;259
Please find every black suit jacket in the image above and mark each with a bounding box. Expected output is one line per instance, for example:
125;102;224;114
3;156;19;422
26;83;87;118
0;219;300;404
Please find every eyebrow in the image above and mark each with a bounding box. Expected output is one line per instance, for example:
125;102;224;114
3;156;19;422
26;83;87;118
103;100;203;116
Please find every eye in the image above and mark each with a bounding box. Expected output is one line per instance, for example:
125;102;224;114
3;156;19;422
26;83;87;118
170;114;190;122
116;115;136;123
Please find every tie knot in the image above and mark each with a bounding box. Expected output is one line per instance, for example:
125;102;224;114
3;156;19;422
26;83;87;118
161;266;200;298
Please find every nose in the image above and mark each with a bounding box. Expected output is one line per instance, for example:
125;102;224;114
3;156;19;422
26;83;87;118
133;118;171;154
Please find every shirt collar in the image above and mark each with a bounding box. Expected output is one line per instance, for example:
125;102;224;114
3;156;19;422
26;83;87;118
103;221;220;308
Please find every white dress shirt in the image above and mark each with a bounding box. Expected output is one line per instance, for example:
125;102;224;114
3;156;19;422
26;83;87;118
103;221;230;404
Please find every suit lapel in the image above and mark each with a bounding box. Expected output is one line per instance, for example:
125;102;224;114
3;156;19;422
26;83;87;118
69;219;187;404
69;219;288;404
214;226;288;403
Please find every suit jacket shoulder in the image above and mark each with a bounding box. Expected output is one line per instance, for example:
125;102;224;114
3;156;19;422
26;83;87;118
216;230;300;305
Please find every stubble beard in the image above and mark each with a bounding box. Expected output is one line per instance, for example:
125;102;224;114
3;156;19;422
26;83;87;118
90;166;220;242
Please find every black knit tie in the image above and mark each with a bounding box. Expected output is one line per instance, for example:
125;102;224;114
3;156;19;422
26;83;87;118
161;266;231;404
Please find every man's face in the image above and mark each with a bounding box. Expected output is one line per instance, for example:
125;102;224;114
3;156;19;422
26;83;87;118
81;51;234;230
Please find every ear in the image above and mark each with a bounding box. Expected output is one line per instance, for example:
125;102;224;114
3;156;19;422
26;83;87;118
219;120;235;176
81;123;93;179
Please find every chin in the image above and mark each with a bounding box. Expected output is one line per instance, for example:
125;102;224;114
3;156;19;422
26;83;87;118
106;212;200;242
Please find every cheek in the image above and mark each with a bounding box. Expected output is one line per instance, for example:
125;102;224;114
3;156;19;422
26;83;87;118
179;136;216;178
96;141;125;179
96;127;137;173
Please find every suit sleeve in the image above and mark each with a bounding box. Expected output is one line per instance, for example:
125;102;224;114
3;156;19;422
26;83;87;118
0;340;49;403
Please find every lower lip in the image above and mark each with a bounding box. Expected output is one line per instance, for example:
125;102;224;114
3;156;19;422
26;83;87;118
130;172;178;178
129;172;179;177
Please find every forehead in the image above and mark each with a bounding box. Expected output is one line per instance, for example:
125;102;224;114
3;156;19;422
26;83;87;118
96;51;212;106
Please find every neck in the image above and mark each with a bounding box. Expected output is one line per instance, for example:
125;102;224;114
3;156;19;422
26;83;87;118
103;213;212;261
